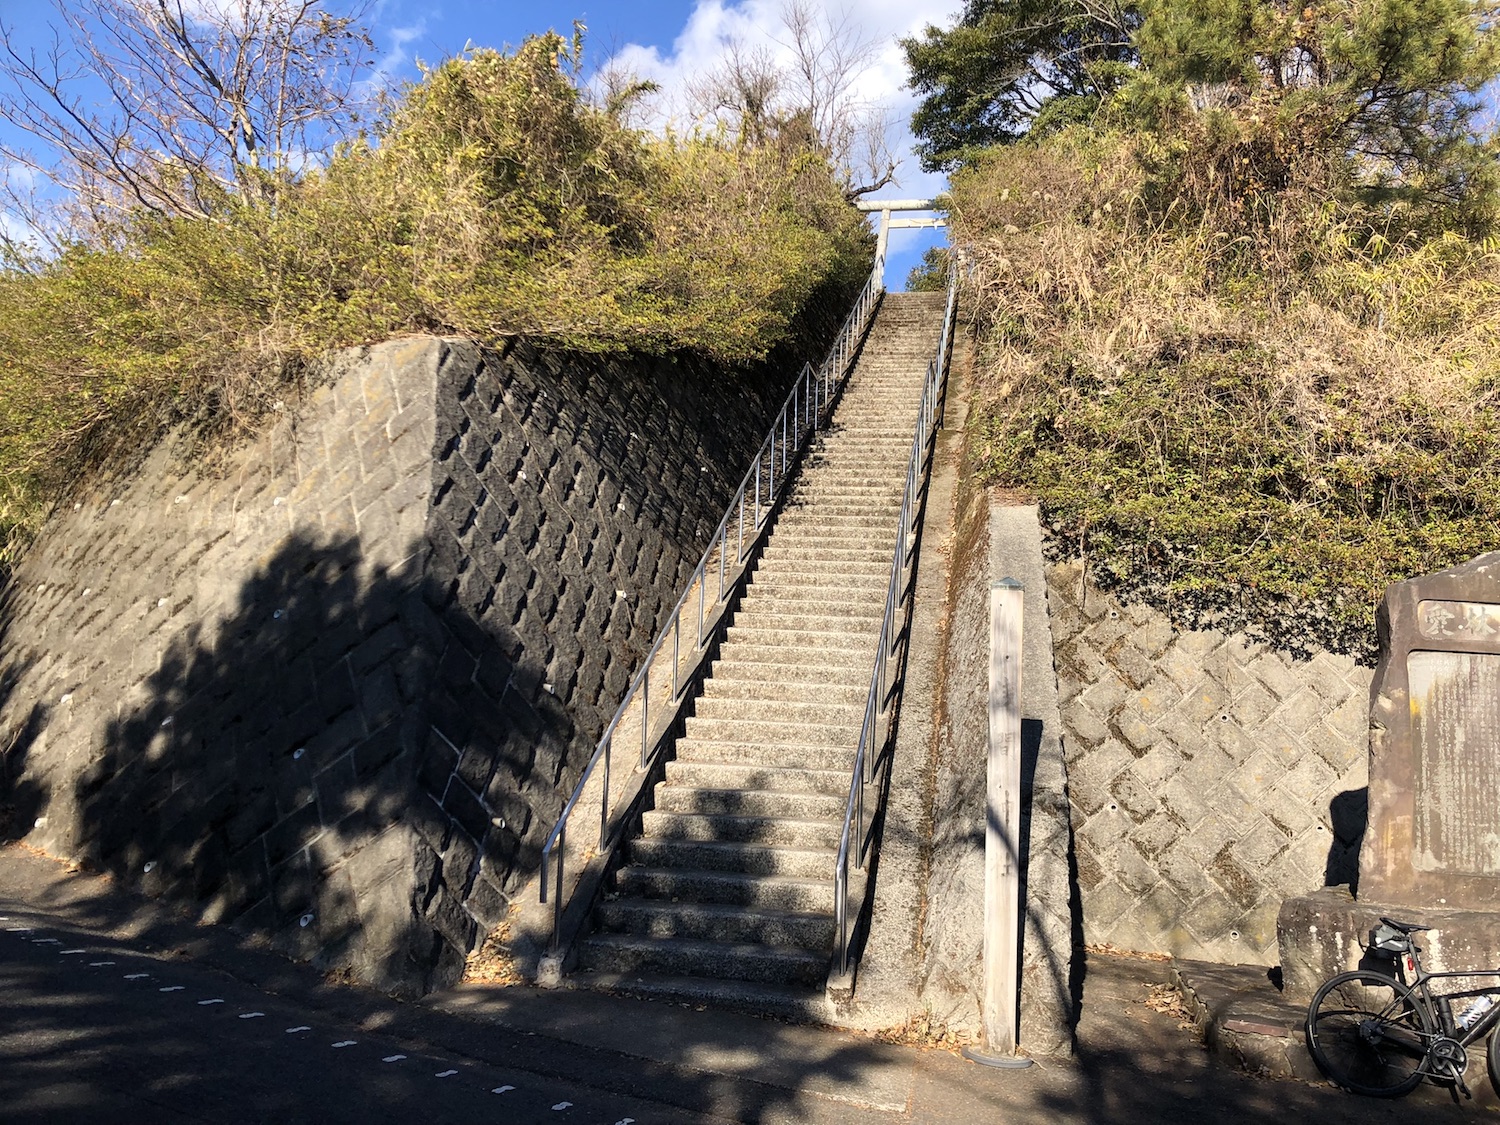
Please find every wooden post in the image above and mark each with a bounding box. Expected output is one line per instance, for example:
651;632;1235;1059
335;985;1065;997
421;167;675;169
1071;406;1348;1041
964;578;1033;1068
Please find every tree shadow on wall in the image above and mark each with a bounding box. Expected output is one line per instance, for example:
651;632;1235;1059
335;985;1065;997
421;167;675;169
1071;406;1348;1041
64;530;535;997
0;586;46;843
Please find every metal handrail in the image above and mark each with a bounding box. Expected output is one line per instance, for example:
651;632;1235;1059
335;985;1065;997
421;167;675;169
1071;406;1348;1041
833;261;960;976
538;250;886;952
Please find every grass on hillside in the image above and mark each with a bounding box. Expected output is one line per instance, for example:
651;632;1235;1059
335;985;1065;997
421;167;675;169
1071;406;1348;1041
950;132;1500;659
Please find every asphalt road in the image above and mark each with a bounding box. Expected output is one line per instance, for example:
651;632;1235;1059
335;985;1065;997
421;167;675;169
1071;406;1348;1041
0;904;721;1125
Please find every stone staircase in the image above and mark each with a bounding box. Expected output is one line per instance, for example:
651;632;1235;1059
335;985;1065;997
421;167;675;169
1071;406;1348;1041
572;292;948;1016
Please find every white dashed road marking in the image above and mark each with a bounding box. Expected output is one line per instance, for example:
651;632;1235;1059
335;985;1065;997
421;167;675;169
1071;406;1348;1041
492;1086;514;1094
552;1102;572;1111
285;1026;311;1034
89;961;115;966
332;1040;357;1048
159;986;184;993
124;973;149;980
198;999;224;1006
239;1012;265;1019
382;1054;406;1063
59;948;87;954
435;1069;458;1078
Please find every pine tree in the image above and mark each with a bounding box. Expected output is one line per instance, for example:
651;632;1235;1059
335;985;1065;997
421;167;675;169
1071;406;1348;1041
1132;0;1500;209
902;0;1140;172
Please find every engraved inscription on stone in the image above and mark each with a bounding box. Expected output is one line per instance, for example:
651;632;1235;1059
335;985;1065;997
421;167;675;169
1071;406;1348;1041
1410;650;1500;875
1418;600;1500;642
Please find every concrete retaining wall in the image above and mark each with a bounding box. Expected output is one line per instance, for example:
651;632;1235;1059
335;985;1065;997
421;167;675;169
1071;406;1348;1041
0;327;825;995
1047;559;1371;964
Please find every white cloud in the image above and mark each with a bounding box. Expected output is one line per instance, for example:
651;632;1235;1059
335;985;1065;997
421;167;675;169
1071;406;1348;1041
604;0;955;199
366;21;427;91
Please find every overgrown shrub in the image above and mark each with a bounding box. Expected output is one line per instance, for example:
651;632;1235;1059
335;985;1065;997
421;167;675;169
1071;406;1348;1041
0;32;870;561
952;132;1500;658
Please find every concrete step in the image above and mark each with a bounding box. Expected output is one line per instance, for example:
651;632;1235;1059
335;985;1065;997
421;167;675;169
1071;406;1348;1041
569;970;833;1023
691;696;865;728
594;899;836;947
639;810;844;849
750;538;892;559
778;500;903;519
628;838;837;880
723;625;876;651
763;546;890;563
612;866;836;912
708;648;876;675
699;678;868;705
741;581;886;605
729;612;882;638
578;932;828;987
734;598;884;623
681;716;859;749
664;759;853;795
671;737;861;770
653;785;848;820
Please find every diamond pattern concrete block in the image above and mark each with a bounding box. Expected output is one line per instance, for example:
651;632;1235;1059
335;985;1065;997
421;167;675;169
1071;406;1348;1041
1159;645;1208;690
1173;630;1221;660
1109;770;1161;823
1159;847;1214;900
1068;704;1110;747
1229;680;1278;727
1129;743;1183;790
1278;750;1338;805
1131;809;1185;859
1081;879;1137;946
1271;686;1328;736
1222;634;1266;666
1178;811;1239;869
1175;678;1227;726
1217;720;1261;766
1116;709;1160;753
1327;692;1369;740
1158;773;1212;831
1229;814;1288;870
1248;653;1304;701
1263;797;1317;841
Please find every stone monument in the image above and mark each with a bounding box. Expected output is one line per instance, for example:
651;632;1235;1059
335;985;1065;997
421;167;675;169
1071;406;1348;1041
1278;551;1500;1002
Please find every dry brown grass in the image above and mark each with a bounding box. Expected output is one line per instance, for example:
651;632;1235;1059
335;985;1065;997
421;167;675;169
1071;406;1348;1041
952;132;1500;654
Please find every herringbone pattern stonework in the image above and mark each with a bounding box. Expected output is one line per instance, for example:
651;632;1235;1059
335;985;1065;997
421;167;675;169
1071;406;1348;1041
1047;560;1371;963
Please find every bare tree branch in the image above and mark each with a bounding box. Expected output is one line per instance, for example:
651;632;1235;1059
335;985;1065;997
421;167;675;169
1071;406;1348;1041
0;0;374;235
684;0;899;199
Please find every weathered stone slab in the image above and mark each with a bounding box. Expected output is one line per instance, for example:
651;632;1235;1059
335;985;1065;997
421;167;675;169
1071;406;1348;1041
1278;886;1500;1004
1362;551;1500;907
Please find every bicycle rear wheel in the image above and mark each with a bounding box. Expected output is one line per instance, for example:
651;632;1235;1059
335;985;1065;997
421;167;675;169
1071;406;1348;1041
1306;970;1433;1097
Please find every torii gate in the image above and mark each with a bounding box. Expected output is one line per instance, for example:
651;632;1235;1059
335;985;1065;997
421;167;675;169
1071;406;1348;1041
854;197;948;273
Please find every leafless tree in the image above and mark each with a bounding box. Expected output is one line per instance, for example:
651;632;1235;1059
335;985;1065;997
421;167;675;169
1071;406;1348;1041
0;0;374;238
686;0;897;199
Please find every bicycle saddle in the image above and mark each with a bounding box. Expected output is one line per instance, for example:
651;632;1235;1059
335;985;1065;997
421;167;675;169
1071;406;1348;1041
1379;917;1431;933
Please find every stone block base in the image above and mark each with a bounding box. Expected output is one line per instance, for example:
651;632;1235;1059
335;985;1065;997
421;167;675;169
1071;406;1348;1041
1278;886;1500;1005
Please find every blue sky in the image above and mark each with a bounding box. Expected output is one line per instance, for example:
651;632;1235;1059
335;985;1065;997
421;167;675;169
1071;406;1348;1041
1;0;953;288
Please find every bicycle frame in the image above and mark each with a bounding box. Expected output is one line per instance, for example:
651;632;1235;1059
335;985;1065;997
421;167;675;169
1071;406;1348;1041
1397;945;1500;1051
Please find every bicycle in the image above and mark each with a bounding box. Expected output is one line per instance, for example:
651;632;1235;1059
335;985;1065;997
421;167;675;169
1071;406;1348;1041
1306;916;1500;1099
